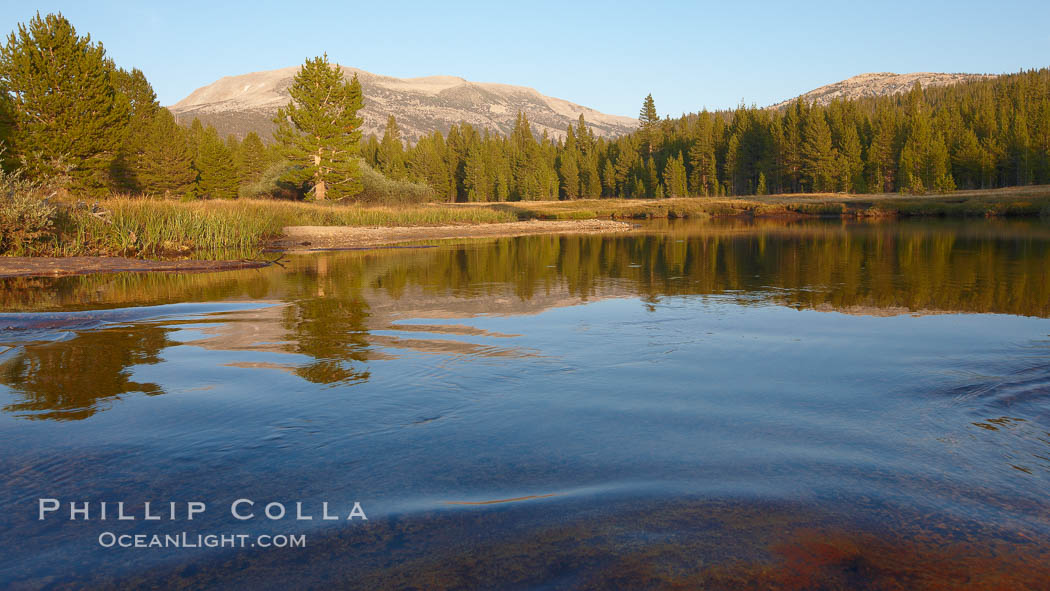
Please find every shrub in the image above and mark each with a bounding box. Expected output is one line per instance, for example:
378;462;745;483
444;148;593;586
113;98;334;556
239;158;436;205
239;160;300;200
933;174;957;194
349;159;436;205
0;168;58;254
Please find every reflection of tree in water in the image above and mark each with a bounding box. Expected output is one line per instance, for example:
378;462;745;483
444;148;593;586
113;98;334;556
4;220;1050;419
282;257;372;386
0;325;170;420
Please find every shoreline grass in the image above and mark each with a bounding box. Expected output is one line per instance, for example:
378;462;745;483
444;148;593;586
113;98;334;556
4;185;1049;260
480;185;1050;221
36;198;517;259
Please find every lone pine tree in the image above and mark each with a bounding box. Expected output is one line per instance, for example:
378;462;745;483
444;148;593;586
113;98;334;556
638;93;660;156
273;54;363;200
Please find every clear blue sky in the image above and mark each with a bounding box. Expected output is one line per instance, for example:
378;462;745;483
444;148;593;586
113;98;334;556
3;0;1048;117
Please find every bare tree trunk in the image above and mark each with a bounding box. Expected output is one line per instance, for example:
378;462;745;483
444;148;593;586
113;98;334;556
313;153;326;200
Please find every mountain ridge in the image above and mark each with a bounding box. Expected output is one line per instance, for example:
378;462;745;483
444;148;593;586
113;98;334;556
771;71;997;108
168;66;638;143
168;69;1000;143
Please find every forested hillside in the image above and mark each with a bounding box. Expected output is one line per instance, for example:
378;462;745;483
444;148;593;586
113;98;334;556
371;70;1050;201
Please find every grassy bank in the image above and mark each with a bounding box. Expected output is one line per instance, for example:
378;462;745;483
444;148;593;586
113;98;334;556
483;185;1050;221
3;185;1050;261
12;198;516;259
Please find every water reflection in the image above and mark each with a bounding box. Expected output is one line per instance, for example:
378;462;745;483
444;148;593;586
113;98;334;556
0;217;1048;423
1;324;170;420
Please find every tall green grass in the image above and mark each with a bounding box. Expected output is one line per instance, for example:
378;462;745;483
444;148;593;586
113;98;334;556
10;185;1050;261
46;198;516;259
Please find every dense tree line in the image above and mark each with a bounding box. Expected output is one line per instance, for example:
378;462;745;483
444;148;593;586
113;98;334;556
366;69;1050;201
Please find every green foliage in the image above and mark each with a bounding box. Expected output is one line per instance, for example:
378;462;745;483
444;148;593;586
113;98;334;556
137;109;196;197
0;12;128;196
662;152;688;197
934;173;957;194
688;111;718;196
194;127;237;199
639;93;660;155
756;172;768;196
353;158;436;205
0;167;56;253
235;132;268;187
801;110;836;192
378;115;407;180
273;54;363;200
110;67;160;192
52;197;513;259
558;150;579;199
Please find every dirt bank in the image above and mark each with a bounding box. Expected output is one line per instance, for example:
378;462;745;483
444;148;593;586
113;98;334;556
274;219;636;250
0;257;269;279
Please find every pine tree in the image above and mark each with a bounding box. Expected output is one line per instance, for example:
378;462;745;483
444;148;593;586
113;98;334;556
378;114;407;180
646;157;660;197
273;54;363;200
579;153;601;197
688;111;718;196
801;111;836;192
463;145;489;202
639;94;660;155
662;152;687;197
756;172;768;195
195;127;238;199
360;134;380;168
186;118;205;158
0;85;13;169
898;82;937;193
111;67;159;192
0;12;128;194
558;151;580;199
779;101;805;192
235;132;268;187
601;159;616;197
838;123;863;193
865;108;896;192
575;114;594;153
409;131;453;201
952;128;984;189
137;108;196;197
1007;103;1032;186
723;134;740;195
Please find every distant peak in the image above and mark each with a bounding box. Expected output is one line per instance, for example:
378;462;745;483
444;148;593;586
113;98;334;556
773;71;997;108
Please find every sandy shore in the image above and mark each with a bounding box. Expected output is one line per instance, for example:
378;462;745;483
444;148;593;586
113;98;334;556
274;219;635;250
0;256;269;278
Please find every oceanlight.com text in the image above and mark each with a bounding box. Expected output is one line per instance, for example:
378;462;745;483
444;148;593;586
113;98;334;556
97;531;307;549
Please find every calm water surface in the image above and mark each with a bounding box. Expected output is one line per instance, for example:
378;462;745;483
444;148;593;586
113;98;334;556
1;218;1050;589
